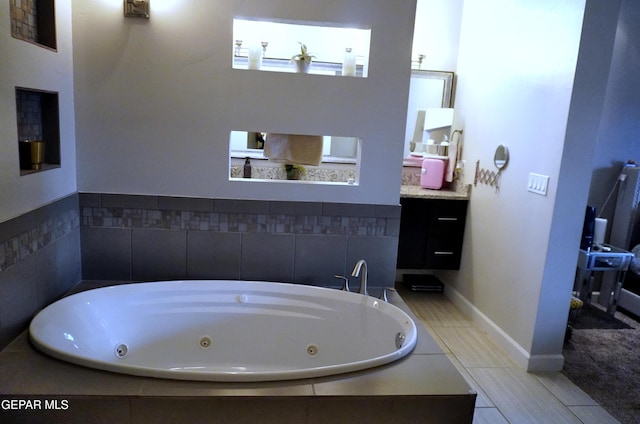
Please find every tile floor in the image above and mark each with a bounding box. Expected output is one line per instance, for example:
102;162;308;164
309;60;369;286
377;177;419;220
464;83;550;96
399;288;621;424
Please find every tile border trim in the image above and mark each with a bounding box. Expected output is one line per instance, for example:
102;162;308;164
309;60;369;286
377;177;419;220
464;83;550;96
79;193;401;237
0;195;80;272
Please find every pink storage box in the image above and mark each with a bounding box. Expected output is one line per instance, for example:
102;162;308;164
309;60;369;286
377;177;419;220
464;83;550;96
420;158;446;189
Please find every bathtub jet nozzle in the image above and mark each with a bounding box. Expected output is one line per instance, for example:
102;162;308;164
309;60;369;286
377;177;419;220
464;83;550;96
395;332;406;349
115;343;129;358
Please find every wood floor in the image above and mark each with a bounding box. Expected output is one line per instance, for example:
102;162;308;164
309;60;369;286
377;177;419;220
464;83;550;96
400;288;621;424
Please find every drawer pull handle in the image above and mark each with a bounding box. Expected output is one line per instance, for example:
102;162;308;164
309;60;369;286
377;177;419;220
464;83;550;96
437;217;458;222
434;251;455;255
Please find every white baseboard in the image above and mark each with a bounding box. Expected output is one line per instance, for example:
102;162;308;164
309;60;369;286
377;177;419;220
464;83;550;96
443;285;564;372
526;354;565;372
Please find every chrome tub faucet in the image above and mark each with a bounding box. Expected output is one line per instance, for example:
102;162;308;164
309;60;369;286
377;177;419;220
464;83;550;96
351;259;368;296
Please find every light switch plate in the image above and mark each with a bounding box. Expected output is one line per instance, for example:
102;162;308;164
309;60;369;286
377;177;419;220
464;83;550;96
528;173;549;196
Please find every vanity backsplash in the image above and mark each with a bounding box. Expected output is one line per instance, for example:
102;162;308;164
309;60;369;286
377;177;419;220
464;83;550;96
230;164;356;183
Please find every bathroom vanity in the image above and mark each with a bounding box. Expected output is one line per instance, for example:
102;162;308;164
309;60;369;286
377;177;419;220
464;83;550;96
398;184;470;270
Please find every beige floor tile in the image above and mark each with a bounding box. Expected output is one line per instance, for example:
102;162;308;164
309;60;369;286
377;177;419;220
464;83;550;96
534;372;598;406
401;290;621;424
472;407;509;424
401;290;473;327
388;290;456;355
433;327;514;368
468;367;582;424
568;405;621;424
446;354;494;407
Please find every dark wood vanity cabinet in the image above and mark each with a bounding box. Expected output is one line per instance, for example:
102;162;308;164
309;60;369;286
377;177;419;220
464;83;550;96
397;198;468;269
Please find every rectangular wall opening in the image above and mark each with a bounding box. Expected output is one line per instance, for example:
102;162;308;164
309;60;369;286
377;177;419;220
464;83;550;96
232;18;371;78
229;131;360;185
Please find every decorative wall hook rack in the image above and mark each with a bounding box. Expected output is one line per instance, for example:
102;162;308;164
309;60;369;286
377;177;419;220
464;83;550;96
474;161;500;188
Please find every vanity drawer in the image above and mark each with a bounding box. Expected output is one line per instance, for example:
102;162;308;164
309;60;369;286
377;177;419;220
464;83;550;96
425;236;463;269
428;200;468;235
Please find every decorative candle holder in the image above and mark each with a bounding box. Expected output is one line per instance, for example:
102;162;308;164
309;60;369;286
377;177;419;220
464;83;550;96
19;140;46;170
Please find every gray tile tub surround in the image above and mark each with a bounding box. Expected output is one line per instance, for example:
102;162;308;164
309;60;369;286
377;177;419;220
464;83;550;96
0;194;82;350
0;194;80;272
79;194;401;288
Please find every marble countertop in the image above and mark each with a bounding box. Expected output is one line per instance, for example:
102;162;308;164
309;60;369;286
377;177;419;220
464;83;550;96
400;183;471;200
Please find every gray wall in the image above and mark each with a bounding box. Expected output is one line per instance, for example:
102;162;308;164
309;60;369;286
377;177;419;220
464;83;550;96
80;194;400;289
0;194;81;349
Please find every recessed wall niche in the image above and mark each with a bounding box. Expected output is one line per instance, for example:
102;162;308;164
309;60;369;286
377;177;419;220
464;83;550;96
16;87;61;175
10;0;57;50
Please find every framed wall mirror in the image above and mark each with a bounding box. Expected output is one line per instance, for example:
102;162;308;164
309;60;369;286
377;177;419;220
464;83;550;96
411;69;455;108
403;70;455;158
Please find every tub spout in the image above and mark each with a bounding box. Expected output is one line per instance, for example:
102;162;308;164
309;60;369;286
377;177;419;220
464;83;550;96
351;259;368;296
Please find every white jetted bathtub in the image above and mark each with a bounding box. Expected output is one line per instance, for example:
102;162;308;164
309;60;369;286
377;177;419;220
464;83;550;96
29;280;417;382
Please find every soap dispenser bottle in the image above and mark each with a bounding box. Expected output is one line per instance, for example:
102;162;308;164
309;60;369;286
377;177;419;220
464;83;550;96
438;135;449;156
243;157;252;178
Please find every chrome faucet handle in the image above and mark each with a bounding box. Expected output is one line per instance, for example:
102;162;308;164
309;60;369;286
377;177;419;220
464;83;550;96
380;287;397;302
334;275;350;292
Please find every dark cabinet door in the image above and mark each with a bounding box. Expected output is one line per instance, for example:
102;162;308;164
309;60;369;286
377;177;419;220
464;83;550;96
397;198;467;270
397;198;429;269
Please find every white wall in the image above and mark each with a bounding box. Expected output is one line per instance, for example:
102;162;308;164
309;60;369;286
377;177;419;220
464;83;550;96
529;0;622;368
72;0;416;205
0;1;77;223
437;0;620;371
413;0;463;71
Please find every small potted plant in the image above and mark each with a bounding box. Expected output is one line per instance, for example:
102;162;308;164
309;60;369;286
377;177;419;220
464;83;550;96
291;42;315;73
284;164;307;180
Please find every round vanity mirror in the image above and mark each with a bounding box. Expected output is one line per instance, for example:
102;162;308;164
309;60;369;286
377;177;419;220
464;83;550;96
494;145;509;170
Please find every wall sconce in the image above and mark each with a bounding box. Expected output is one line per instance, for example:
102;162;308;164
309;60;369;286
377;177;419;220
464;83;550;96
124;0;150;19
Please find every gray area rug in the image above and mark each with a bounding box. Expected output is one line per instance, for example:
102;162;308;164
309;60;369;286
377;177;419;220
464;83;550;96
563;308;640;424
571;304;631;330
